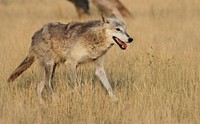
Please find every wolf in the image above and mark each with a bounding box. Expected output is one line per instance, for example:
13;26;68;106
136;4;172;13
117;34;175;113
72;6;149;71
7;15;133;103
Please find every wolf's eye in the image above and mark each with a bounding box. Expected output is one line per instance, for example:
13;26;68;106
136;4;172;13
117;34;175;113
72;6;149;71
116;28;121;31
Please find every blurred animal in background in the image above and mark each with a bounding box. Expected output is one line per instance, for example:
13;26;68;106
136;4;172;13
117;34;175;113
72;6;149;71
68;0;90;18
92;0;132;19
67;0;132;19
110;0;132;17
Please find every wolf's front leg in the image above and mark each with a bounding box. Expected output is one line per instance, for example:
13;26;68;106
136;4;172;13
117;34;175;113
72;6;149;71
95;56;118;102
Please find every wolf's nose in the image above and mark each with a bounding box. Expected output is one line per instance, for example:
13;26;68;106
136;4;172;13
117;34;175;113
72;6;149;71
128;38;133;43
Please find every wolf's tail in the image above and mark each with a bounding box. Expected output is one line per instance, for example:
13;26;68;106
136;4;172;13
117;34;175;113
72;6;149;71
7;53;35;83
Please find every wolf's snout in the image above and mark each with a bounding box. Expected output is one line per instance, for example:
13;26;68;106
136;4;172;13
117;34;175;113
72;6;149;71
128;37;133;43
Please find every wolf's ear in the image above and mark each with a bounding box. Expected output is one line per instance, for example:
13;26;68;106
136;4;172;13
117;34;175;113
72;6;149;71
110;14;117;19
101;14;109;23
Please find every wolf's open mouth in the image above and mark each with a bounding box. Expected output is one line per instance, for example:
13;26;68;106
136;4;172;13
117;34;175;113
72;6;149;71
113;36;127;50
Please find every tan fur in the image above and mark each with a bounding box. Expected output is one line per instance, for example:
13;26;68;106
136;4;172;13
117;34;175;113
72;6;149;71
8;16;133;103
7;53;35;83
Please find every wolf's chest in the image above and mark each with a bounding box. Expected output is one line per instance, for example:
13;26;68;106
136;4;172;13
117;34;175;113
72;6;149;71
72;48;105;63
67;44;92;63
87;43;112;59
68;44;109;64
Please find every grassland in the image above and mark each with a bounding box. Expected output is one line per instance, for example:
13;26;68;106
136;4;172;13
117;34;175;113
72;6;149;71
0;0;200;123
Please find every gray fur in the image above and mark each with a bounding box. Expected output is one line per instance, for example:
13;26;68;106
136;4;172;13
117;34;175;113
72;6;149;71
8;15;133;103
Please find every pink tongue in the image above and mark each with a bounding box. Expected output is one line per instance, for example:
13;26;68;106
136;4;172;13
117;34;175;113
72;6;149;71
119;40;127;48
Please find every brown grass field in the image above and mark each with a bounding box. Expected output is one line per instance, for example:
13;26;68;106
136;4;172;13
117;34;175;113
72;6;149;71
0;0;200;123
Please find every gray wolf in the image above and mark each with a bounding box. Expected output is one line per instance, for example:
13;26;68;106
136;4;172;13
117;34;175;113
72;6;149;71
7;15;133;103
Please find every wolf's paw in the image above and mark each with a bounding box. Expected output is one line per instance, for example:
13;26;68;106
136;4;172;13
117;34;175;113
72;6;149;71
110;95;119;102
38;98;45;106
52;94;60;105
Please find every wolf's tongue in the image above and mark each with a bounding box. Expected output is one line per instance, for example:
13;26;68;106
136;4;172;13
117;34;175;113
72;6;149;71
118;40;127;49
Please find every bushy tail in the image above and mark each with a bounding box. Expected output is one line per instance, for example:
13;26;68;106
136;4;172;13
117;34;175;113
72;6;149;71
7;54;35;83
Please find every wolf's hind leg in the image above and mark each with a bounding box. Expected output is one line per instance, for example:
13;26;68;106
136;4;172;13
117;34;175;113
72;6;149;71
65;61;78;86
50;64;59;102
37;62;57;104
46;63;57;96
37;81;45;104
95;56;118;102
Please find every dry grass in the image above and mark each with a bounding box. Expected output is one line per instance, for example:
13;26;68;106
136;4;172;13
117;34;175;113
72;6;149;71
0;0;200;123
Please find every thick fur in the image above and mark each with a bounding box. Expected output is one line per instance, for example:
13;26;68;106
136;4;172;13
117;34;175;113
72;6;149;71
7;54;34;83
7;15;133;103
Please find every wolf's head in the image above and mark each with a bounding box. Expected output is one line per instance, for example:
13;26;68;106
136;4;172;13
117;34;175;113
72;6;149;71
102;14;133;50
